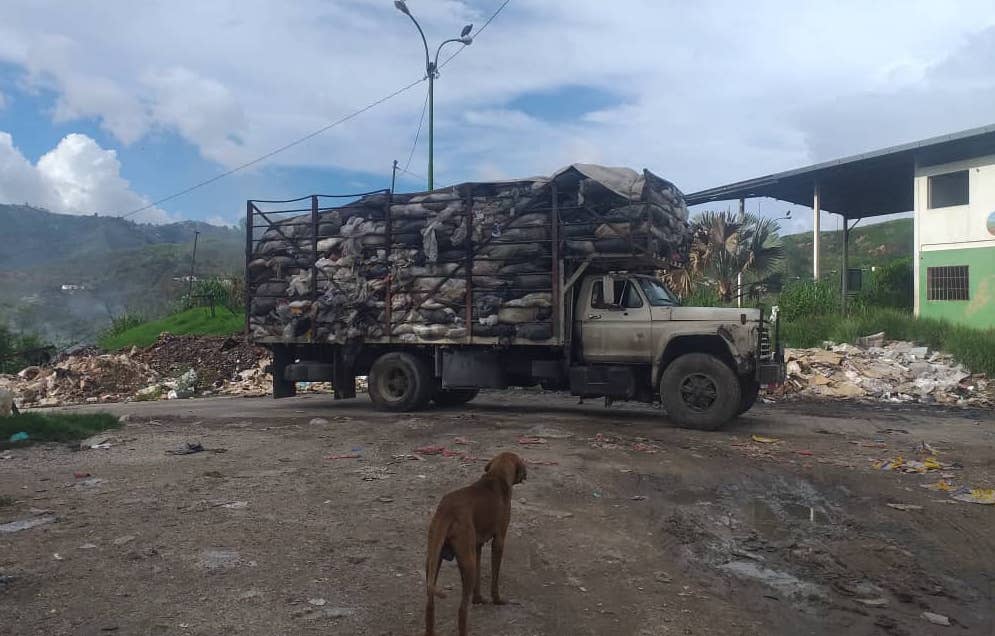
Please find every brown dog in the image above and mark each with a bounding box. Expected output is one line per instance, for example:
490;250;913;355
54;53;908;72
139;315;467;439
424;451;527;636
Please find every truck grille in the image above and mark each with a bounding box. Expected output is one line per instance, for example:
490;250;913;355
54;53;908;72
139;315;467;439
759;327;773;360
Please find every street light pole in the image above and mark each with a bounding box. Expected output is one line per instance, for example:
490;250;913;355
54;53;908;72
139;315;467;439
394;0;472;190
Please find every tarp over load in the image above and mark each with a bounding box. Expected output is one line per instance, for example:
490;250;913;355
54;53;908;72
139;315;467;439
246;164;690;346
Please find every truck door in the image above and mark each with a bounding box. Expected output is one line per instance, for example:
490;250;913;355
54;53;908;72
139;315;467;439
580;277;653;363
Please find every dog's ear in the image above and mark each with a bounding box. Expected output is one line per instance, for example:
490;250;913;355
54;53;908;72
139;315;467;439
514;461;527;484
484;459;493;474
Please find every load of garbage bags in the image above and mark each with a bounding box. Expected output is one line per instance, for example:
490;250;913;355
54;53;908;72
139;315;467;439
247;164;690;345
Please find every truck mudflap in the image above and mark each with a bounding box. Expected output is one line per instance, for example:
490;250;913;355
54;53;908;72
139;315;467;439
756;306;785;387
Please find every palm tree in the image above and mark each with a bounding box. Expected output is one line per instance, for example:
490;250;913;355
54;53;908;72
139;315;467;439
665;211;784;303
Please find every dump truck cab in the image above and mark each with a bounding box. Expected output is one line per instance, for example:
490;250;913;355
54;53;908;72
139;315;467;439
569;272;783;429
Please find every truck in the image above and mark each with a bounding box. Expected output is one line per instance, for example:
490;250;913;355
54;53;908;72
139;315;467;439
245;164;784;430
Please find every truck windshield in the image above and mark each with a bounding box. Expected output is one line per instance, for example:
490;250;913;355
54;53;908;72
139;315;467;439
637;278;678;307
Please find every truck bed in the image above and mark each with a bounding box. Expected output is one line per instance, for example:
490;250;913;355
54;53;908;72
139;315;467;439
245;164;690;349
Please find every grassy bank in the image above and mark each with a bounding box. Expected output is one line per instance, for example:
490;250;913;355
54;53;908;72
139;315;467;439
781;307;995;376
100;307;245;350
1;412;121;448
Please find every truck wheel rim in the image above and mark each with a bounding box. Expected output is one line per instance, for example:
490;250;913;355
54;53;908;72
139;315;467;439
679;373;717;412
383;368;410;401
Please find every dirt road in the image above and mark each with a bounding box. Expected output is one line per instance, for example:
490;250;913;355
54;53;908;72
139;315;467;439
2;393;993;635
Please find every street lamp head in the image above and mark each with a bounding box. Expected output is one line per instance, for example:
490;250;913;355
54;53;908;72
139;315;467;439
394;0;410;16
460;35;473;45
460;24;473;37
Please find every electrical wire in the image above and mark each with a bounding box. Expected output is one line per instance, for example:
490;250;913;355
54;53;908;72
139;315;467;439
403;84;430;173
119;0;512;219
119;76;426;219
439;0;512;69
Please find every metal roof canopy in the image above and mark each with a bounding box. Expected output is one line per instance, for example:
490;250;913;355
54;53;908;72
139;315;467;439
685;124;995;219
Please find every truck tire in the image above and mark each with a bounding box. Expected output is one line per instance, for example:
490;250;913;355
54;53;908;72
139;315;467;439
433;388;480;407
368;352;433;412
738;377;760;415
660;353;741;431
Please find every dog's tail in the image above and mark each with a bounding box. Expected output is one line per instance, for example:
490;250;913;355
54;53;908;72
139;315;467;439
425;515;450;600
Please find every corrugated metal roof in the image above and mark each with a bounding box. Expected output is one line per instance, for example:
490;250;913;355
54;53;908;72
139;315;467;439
685;123;995;218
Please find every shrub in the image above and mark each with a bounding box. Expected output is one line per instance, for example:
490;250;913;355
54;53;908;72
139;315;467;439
860;258;913;311
777;280;839;321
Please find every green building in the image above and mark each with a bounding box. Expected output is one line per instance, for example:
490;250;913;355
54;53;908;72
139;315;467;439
914;156;995;329
686;124;995;330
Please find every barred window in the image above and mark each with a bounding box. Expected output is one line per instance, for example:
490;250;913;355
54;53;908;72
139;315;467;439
926;266;969;301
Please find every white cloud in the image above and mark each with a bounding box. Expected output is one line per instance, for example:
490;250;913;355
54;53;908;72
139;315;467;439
0;131;170;223
0;1;993;232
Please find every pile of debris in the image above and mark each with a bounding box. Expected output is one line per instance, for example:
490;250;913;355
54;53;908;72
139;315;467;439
1;353;160;407
777;337;991;407
132;333;265;388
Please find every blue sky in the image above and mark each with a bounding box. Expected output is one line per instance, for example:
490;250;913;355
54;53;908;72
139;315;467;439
1;1;994;232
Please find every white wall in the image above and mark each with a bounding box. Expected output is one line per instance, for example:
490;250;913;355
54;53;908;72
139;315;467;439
913;153;995;314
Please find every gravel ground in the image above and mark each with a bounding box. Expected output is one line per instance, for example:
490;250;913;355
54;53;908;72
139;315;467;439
1;393;993;635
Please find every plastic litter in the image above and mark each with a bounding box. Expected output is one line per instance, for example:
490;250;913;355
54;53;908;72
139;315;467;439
886;503;923;511
8;432;29;443
751;435;780;444
921;611;951;626
950;487;995;505
517;436;546;445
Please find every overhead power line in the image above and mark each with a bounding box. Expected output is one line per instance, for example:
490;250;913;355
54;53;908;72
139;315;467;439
403;84;430;173
119;0;512;219
440;0;511;69
120;77;425;219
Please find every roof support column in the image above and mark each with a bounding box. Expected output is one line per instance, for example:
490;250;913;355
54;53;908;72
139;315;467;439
812;181;821;280
841;217;849;313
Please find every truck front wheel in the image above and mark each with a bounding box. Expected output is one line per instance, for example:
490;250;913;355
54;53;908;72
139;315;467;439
368;352;433;412
432;388;480;407
660;353;741;430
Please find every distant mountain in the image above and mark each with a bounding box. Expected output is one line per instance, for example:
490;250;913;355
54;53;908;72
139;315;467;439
0;204;241;269
0;204;244;343
781;217;912;281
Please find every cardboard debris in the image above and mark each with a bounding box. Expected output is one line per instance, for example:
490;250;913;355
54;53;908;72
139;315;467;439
774;338;990;407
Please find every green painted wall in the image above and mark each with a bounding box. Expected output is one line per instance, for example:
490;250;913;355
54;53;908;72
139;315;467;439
919;246;995;329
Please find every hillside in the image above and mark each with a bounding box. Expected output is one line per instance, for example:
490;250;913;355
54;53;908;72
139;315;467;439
0;204;244;343
781;217;912;280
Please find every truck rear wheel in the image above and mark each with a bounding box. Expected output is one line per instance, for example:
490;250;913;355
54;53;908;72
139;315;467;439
368;352;433;412
433;388;480;407
660;353;741;430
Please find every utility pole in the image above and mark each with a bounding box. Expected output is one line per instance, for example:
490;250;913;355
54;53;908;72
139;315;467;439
187;230;200;304
394;0;473;190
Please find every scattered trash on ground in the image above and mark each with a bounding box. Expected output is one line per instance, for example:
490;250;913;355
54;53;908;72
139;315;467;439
8;432;29;443
885;503;923;511
0;514;56;534
950;488;995;505
309;418;329;426
751;435;780;444
773;339;991;407
517;436;546;445
921;611;951;626
167;442;205;455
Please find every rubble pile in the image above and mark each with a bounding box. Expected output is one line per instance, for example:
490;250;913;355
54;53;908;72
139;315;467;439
132;333;265;388
778;339;991;407
1;353;160;407
248;164;689;345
